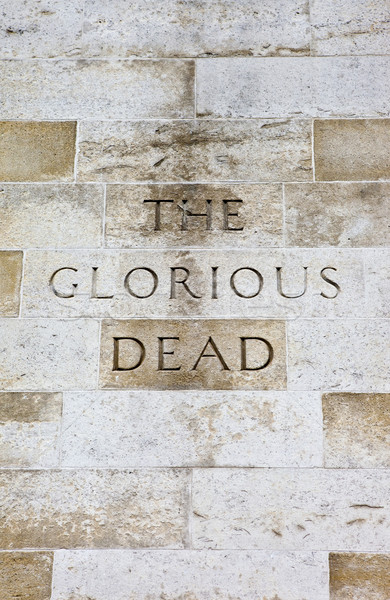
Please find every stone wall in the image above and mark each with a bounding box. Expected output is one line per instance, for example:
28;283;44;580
0;1;389;598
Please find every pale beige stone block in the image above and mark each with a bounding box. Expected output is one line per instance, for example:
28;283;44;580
329;553;390;600
0;319;99;391
0;469;189;549
311;0;390;56
285;183;390;247
0;0;83;58
197;58;390;118
364;250;390;317
323;393;390;468
314;119;390;181
83;0;310;58
288;319;390;391
0;251;22;316
51;549;329;600
99;319;286;390
0;60;194;119
61;390;322;468
192;468;390;550
22;248;365;319
0;185;103;248
77;119;313;183
0;122;76;182
0;392;62;468
0;552;53;600
105;183;283;248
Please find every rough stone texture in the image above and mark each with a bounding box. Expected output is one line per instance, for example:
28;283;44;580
314;119;390;181
323;393;390;468
0;251;22;316
329;553;390;600
285;183;390;247
22;248;367;319
0;551;53;600
0;319;99;391
77;119;313;183
0;469;189;549
311;0;390;56
0;60;194;120
51;549;329;600
0;121;76;182
0;392;62;468
0;0;83;58
0;184;103;248
105;183;283;248
60;390;322;468
364;250;390;317
197;57;390;118
288;319;390;391
192;468;390;550
83;0;310;58
99;319;286;390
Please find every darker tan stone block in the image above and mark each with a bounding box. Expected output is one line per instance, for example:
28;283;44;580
314;119;390;181
99;319;286;390
329;553;390;600
0;552;53;600
0;122;76;181
0;392;62;423
323;393;390;467
284;183;390;247
0;251;23;316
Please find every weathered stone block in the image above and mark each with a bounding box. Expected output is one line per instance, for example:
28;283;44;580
0;122;76;182
0;392;62;467
51;549;329;600
311;0;390;56
77;119;313;182
323;393;390;468
0;251;22;316
314;119;390;181
285;183;390;247
105;183;283;248
192;469;390;550
0;184;103;248
0;469;189;549
99;319;286;390
61;390;322;467
0;319;99;391
0;0;83;58
197;58;390;118
83;0;310;58
288;320;390;391
0;552;53;600
0;60;194;119
329;553;390;600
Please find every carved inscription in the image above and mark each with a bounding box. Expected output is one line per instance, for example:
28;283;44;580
49;264;340;301
99;319;287;390
104;184;283;248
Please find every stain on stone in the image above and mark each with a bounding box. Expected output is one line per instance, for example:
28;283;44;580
0;121;76;181
78;119;312;183
0;551;53;600
329;553;390;599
